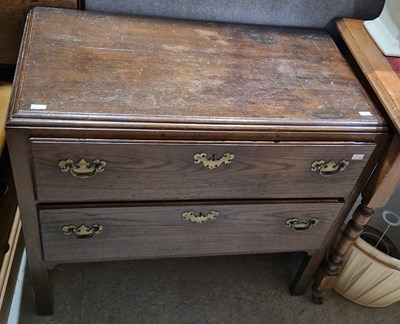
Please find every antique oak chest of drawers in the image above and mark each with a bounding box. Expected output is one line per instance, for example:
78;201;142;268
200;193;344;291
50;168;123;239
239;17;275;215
6;8;390;314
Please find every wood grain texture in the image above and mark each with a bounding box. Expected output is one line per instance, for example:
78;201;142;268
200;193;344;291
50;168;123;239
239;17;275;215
337;19;400;133
30;139;376;202
0;0;79;64
5;129;53;315
362;135;400;208
9;7;386;132
39;202;343;262
387;57;400;76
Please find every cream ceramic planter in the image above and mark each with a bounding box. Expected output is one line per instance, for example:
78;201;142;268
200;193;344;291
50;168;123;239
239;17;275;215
364;0;400;56
334;237;400;307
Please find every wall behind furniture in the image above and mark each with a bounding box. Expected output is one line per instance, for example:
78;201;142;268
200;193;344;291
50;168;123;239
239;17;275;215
85;0;384;29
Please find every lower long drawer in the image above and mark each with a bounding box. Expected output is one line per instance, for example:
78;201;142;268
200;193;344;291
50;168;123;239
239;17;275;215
39;201;343;262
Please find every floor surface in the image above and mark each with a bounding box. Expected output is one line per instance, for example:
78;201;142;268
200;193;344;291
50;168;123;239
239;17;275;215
10;253;400;323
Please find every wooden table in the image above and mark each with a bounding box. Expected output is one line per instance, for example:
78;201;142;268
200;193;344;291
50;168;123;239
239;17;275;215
313;19;400;301
6;9;391;314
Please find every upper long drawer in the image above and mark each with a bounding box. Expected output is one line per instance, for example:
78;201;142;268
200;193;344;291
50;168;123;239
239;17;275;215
30;139;376;203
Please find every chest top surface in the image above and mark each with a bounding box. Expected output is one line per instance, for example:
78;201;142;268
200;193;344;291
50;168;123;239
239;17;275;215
8;7;386;132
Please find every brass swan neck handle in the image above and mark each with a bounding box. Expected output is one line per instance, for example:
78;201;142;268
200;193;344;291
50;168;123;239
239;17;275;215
286;218;319;231
193;153;234;169
182;210;219;223
311;160;349;176
58;158;106;179
62;224;103;239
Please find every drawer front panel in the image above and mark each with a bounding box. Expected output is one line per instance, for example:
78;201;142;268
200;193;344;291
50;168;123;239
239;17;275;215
39;202;343;262
31;139;376;202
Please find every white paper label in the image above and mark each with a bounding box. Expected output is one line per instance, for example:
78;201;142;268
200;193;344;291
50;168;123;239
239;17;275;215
359;111;372;116
30;104;47;110
352;154;364;160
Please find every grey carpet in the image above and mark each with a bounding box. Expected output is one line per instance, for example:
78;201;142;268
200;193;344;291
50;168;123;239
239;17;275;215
16;253;400;323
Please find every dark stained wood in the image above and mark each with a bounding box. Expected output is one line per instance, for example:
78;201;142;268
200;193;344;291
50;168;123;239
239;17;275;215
40;202;343;262
5;129;53;315
31;139;376;202
5;9;391;314
0;0;80;64
9;8;386;133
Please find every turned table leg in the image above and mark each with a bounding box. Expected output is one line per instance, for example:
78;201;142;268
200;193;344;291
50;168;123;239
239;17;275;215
313;135;400;302
312;203;373;303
